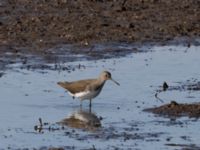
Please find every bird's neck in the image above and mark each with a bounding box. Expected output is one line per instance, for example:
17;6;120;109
93;78;106;91
97;77;106;85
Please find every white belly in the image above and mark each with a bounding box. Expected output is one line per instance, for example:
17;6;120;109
68;90;100;100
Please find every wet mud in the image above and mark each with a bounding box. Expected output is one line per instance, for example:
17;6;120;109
1;0;200;74
1;0;199;48
144;101;200;118
150;79;200;118
0;42;141;72
1;0;200;65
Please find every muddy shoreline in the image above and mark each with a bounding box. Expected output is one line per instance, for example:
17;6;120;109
1;1;200;149
1;0;199;50
0;0;200;71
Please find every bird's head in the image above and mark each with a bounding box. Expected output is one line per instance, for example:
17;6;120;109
100;71;120;86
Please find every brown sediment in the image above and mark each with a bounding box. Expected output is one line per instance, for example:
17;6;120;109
0;0;199;72
0;0;199;50
144;101;200;118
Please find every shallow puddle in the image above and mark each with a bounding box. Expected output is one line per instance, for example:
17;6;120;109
0;44;200;149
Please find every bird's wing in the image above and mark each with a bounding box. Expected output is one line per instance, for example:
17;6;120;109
57;79;95;94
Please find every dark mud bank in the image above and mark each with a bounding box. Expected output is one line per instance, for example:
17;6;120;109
1;0;199;50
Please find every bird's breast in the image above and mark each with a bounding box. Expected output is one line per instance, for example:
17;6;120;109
69;89;101;100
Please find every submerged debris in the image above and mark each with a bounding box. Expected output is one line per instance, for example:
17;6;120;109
155;81;169;103
0;72;5;78
144;101;200;118
163;81;169;91
165;143;200;150
155;79;200;103
34;118;62;133
157;79;200;92
187;81;200;91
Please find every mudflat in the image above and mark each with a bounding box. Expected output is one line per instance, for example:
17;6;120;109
1;0;199;50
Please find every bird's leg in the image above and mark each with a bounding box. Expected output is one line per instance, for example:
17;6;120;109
80;100;82;108
89;99;92;108
89;105;92;113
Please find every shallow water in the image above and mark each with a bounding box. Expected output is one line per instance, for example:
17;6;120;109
0;44;200;149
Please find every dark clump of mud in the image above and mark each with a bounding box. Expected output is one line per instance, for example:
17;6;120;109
144;101;200;118
1;0;199;50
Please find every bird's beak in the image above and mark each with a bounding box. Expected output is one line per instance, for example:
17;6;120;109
110;78;120;86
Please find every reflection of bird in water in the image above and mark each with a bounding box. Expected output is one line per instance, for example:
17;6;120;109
57;71;120;107
59;109;101;131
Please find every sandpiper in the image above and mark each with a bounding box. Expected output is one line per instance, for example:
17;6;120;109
57;71;120;107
